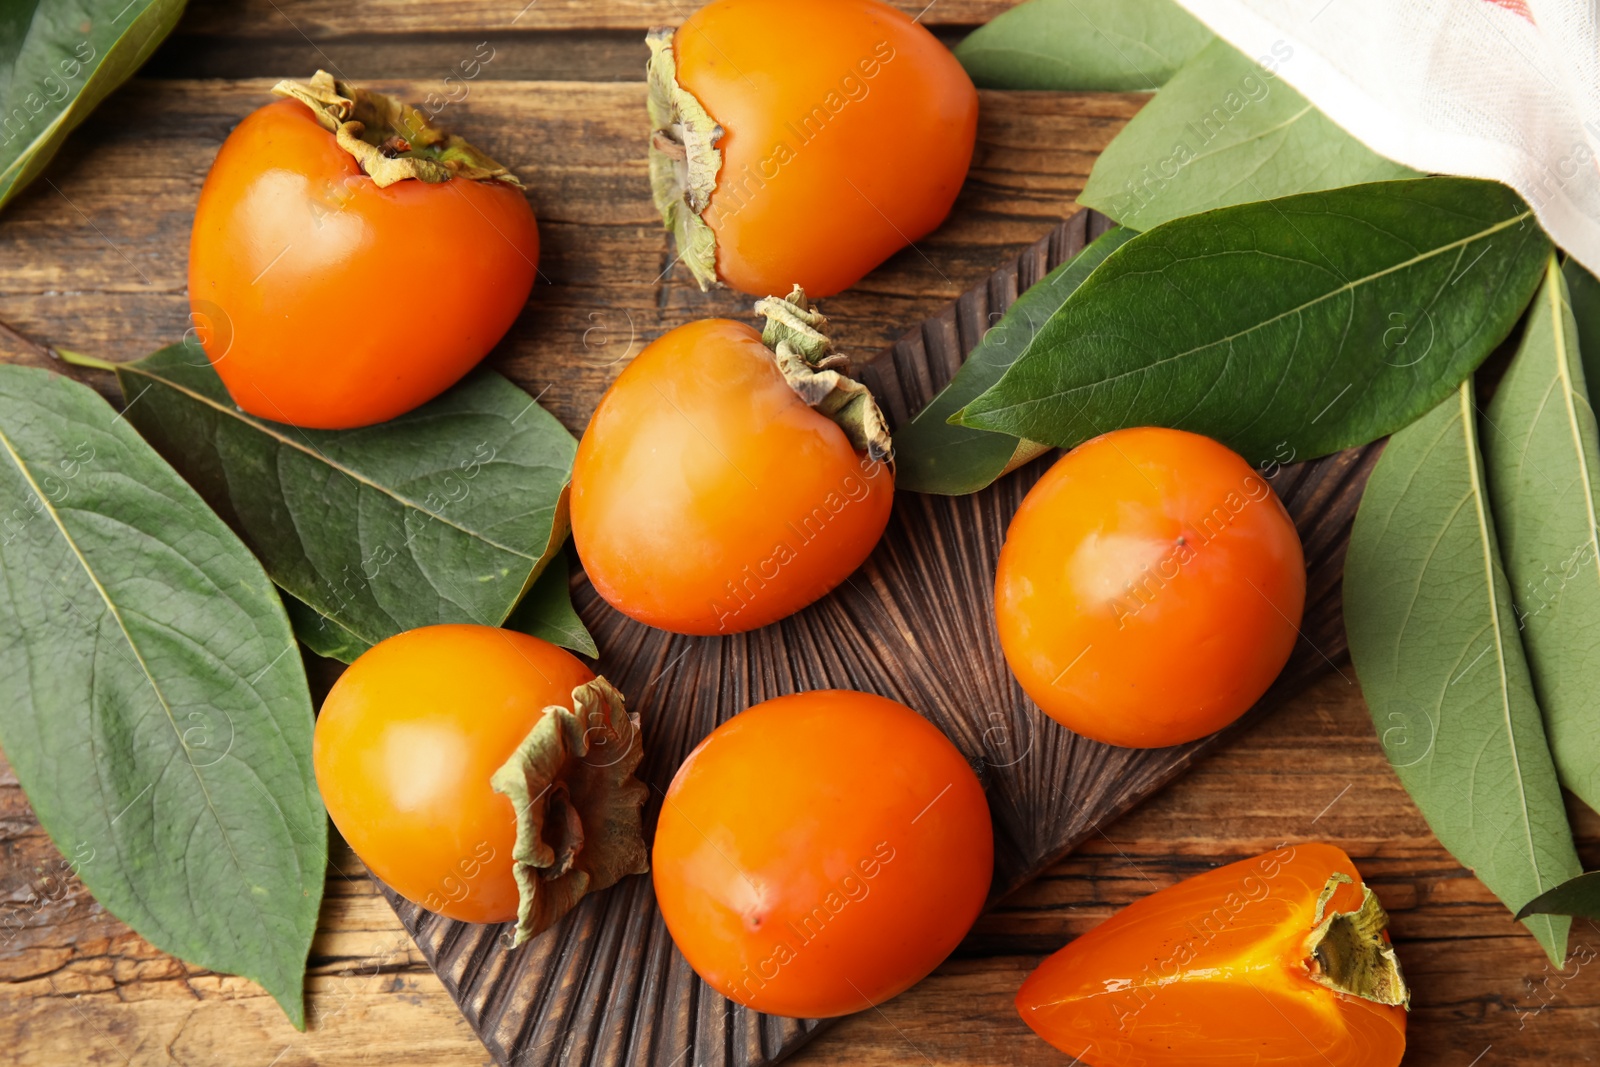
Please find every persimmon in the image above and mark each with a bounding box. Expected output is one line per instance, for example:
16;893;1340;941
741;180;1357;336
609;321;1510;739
647;0;979;296
995;427;1305;748
313;625;648;944
1016;843;1408;1066
189;71;539;429
652;689;993;1018
570;288;893;635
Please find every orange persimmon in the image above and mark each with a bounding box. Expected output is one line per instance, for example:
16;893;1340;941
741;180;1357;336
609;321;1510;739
647;0;979;296
571;289;893;635
995;427;1305;748
1016;843;1408;1067
189;72;538;429
313;625;647;938
653;689;994;1018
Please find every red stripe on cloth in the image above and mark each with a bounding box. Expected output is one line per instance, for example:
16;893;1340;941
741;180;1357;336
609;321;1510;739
1485;0;1533;20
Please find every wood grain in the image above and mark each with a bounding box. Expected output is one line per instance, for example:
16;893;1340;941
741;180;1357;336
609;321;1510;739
169;0;1025;36
0;820;486;1065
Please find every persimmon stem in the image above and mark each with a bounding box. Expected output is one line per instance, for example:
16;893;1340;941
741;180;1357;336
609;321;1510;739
488;676;649;948
755;287;895;463
272;71;521;188
1305;872;1411;1009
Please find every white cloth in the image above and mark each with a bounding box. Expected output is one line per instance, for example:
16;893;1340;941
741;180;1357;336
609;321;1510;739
1172;0;1600;275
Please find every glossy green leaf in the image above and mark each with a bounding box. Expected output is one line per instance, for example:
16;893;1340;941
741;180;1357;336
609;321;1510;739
953;0;1212;91
954;178;1550;466
1;0;187;211
1482;257;1600;815
506;546;597;658
1517;871;1600;921
0;365;323;1025
895;226;1135;495
1079;38;1416;231
89;342;577;662
1344;381;1581;965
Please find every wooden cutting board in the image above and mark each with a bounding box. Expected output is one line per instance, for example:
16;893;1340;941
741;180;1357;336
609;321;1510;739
378;206;1382;1067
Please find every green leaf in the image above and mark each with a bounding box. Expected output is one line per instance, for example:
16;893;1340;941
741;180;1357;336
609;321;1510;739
505;546;597;658
96;341;576;663
954;178;1550;466
1079;38;1417;231
281;590;373;663
1517;871;1600;921
1482;257;1600;816
284;547;596;662
1563;258;1600;410
895;226;1136;495
0;365;324;1025
1344;381;1581;965
1;0;187;211
953;0;1212;91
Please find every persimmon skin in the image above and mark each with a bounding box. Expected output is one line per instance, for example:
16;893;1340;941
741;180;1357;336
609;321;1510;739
570;318;893;635
1016;843;1406;1067
312;625;593;923
995;427;1305;748
653;690;994;1018
676;0;978;296
188;98;539;429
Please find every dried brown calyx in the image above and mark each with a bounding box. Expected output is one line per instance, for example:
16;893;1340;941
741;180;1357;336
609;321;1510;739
488;677;649;948
646;28;723;290
1304;872;1411;1009
755;287;894;463
272;70;521;188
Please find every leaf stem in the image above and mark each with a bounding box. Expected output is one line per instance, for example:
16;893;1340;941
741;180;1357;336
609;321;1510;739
54;348;119;372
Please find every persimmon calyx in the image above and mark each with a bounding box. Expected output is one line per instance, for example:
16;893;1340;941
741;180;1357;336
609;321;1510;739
755;287;895;463
488;676;650;948
1304;872;1411;1009
271;71;521;189
646;28;723;291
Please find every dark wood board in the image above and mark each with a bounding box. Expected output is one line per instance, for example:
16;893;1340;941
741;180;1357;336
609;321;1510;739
377;207;1381;1067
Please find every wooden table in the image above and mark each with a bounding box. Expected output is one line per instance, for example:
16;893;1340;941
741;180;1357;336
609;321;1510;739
2;1;1598;1063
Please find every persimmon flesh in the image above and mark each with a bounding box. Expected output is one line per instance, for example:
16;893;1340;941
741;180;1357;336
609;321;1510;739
1016;842;1408;1066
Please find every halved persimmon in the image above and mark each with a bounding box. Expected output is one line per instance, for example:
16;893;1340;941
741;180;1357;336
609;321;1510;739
1016;842;1407;1067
